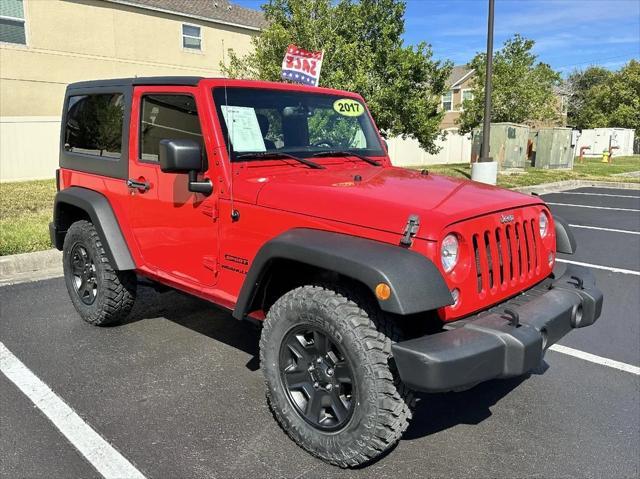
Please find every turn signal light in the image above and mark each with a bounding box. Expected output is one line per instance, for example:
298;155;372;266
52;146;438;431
375;283;391;300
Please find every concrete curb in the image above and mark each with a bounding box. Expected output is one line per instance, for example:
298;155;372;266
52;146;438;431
0;249;61;278
0;179;638;283
512;180;640;195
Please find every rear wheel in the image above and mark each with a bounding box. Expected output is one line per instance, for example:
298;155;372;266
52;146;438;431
260;285;413;467
62;220;136;326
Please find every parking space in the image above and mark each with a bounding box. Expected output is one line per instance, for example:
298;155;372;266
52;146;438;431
540;187;640;367
1;186;639;478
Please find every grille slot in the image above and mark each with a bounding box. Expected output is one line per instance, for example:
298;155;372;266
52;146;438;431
530;219;539;270
473;234;482;292
495;229;504;286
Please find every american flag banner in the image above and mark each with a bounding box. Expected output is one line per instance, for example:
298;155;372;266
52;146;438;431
281;44;324;87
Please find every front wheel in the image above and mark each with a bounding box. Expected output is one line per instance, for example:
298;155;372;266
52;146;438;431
260;285;412;467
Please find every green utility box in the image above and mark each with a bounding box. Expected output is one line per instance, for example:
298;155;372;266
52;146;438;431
471;123;529;170
533;127;573;169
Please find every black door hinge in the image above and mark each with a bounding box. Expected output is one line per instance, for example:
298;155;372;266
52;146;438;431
400;214;420;247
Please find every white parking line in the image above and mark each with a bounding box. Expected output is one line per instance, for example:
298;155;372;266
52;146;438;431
549;344;640;376
569;224;640;235
556;192;640;199
546;202;640;212
0;342;146;479
556;258;640;276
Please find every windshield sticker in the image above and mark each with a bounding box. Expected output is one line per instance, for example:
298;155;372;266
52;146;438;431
333;99;364;117
220;106;266;152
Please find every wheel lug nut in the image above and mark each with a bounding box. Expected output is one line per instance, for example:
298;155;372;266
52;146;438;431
327;368;334;376
313;382;319;389
316;358;322;364
326;383;332;391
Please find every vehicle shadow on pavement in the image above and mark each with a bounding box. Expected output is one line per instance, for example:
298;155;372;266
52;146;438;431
404;361;549;440
120;281;262;371
119;280;552;441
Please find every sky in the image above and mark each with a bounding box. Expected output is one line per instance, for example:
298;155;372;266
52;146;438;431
233;0;640;76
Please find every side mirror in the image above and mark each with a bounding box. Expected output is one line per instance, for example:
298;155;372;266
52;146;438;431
159;139;202;173
158;139;213;196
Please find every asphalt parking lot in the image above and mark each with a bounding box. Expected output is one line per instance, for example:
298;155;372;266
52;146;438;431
1;186;639;478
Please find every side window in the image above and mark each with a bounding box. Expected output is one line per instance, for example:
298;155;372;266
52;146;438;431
441;91;453;112
0;0;26;45
182;24;201;50
64;93;124;158
140;94;203;162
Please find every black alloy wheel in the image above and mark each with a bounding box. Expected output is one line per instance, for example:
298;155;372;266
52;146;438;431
69;243;98;305
279;325;356;431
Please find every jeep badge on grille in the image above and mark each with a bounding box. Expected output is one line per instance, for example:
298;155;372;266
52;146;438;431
500;214;515;223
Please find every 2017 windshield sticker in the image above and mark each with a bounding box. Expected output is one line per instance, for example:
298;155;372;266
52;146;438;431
333;99;364;117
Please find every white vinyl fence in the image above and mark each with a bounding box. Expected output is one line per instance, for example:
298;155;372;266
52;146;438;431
0;117;61;182
387;129;471;167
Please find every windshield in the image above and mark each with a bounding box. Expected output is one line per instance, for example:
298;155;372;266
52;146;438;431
213;87;385;161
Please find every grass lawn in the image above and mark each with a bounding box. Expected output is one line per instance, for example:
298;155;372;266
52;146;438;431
0;156;639;256
0;179;56;256
419;155;640;189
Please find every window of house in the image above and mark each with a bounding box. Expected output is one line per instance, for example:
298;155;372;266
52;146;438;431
140;94;203;162
462;90;474;103
0;0;26;45
182;24;201;50
64;94;124;158
441;91;453;112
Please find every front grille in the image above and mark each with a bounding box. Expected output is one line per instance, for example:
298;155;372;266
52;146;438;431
439;205;553;322
472;218;540;294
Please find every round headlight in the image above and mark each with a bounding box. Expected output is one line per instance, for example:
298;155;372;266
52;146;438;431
441;234;459;273
539;212;549;238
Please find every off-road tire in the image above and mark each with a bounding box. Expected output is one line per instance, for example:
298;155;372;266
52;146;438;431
62;220;136;326
260;285;413;468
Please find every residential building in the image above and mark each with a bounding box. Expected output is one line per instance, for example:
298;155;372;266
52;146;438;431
0;0;264;181
440;65;475;130
438;65;568;131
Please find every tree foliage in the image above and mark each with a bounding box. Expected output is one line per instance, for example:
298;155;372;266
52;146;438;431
568;60;640;134
457;35;561;134
222;0;451;152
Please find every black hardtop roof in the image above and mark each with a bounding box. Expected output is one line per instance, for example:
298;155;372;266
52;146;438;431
67;76;205;90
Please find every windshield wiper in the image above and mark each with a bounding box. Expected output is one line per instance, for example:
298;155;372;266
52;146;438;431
310;150;381;166
235;151;324;169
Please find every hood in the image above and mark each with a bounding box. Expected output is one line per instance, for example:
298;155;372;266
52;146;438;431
250;166;544;240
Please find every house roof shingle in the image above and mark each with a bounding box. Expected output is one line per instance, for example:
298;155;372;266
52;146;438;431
447;65;474;88
104;0;267;30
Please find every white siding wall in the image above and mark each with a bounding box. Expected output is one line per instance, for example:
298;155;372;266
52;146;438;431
388;130;472;167
576;128;636;157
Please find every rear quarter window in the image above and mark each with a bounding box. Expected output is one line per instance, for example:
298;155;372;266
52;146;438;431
64;93;124;158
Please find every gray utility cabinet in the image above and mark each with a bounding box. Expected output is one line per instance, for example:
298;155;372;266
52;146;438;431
471;123;529;170
534;127;573;169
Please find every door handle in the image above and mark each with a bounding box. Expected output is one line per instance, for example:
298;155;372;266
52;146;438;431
126;178;150;191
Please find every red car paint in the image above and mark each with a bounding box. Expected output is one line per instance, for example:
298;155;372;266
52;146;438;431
59;78;555;321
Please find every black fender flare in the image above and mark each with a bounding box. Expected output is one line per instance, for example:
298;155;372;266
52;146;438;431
554;215;577;254
232;229;453;319
52;187;136;270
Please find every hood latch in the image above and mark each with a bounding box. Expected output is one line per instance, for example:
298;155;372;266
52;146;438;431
400;214;420;247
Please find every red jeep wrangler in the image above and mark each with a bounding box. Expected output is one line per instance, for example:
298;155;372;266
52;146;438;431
51;77;602;467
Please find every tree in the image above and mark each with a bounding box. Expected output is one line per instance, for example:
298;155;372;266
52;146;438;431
568;60;640;134
222;0;451;152
566;66;612;129
457;35;561;134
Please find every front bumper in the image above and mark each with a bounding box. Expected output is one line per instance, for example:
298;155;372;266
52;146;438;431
392;264;603;393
